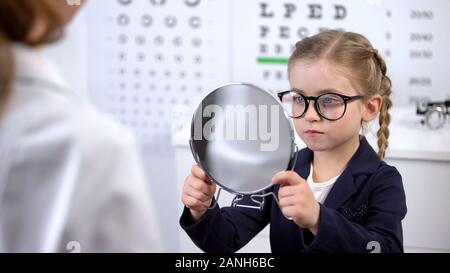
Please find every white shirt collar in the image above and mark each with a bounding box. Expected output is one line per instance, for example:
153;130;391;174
12;43;71;95
307;163;340;187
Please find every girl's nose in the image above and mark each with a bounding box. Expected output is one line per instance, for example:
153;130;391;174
303;102;321;122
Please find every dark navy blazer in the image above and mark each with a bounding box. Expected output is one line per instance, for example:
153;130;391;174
180;137;407;253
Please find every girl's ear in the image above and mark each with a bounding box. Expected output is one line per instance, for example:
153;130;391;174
362;95;382;122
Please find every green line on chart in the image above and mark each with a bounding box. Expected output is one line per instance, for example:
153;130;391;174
257;57;289;64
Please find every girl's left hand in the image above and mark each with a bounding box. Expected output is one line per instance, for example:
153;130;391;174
272;171;321;234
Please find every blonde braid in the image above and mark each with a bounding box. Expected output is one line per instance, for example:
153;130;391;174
373;51;392;159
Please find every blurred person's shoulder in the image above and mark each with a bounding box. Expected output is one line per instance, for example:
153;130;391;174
3;44;139;158
3;85;139;158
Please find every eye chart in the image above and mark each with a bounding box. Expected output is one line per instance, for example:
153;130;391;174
86;0;231;145
86;0;450;159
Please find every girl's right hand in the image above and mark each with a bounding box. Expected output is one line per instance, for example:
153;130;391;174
181;164;217;221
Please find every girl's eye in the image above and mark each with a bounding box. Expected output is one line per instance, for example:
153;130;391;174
294;96;305;104
320;95;341;105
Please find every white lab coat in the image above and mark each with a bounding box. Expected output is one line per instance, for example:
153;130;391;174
0;44;162;252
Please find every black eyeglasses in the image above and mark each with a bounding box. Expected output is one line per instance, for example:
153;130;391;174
277;91;365;121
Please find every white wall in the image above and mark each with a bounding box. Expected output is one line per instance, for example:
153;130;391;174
387;157;450;252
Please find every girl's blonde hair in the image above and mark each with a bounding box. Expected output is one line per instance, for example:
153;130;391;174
288;29;392;159
0;0;64;117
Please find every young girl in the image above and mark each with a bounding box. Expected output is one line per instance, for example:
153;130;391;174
180;30;407;253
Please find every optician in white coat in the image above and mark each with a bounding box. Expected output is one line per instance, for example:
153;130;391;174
0;44;162;253
0;43;163;253
0;2;161;252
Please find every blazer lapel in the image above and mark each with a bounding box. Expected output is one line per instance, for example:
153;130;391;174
324;136;381;209
293;136;381;210
293;145;356;209
323;169;357;210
